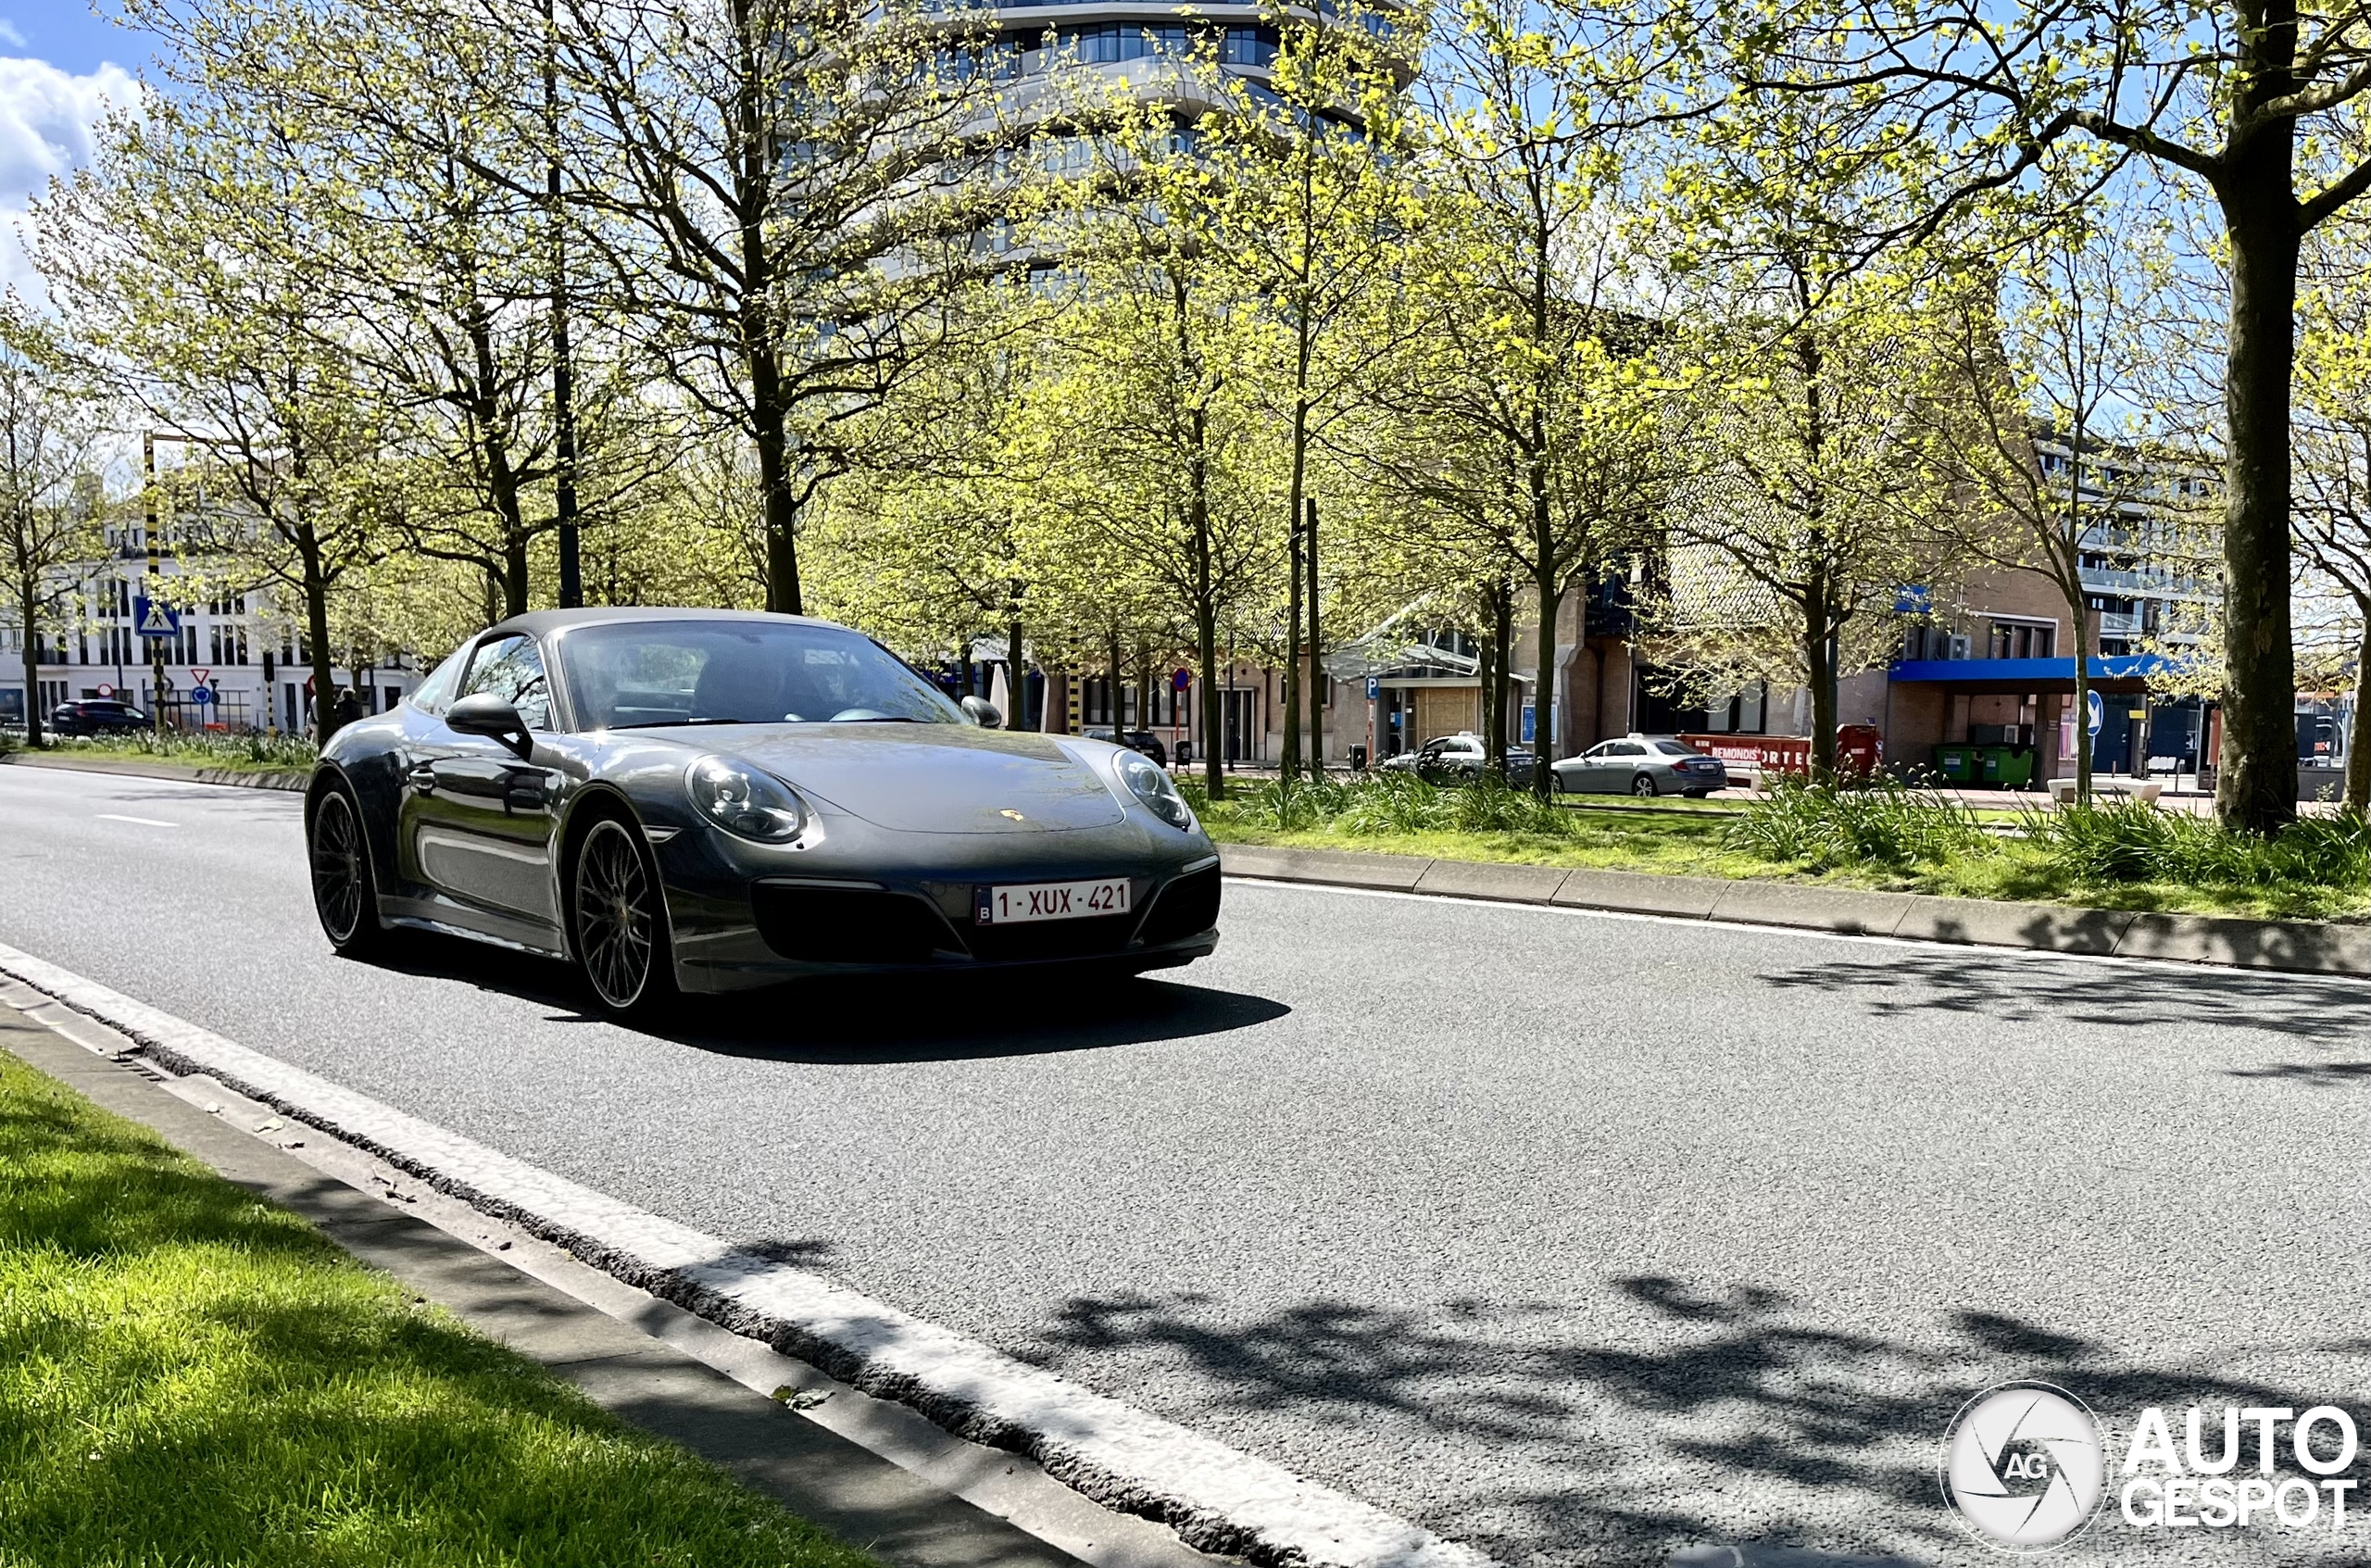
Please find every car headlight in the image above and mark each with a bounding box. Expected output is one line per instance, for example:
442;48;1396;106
1114;748;1194;830
685;755;805;842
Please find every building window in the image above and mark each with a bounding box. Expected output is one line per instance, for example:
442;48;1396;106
1220;25;1278;66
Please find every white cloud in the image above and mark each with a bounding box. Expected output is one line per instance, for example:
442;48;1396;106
0;56;136;303
0;23;26;49
0;56;134;197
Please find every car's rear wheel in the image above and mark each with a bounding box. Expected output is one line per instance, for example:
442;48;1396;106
308;786;385;956
1631;774;1659;797
572;816;675;1017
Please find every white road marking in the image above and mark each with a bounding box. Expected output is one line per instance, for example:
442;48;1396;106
0;939;1491;1568
94;813;178;828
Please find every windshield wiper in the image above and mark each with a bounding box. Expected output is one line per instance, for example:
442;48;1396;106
624;717;751;728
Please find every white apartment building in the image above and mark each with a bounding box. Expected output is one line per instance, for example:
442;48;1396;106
2;528;421;733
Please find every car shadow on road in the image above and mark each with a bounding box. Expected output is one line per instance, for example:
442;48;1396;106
1757;949;2371;1080
1026;1275;2332;1568
355;934;1288;1063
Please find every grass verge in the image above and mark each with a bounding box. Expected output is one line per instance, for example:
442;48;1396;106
0;1045;877;1568
1189;773;2371;923
23;730;321;771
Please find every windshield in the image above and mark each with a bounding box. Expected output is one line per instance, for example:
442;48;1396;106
558;621;965;730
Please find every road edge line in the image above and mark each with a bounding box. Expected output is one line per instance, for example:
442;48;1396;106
0;939;1490;1568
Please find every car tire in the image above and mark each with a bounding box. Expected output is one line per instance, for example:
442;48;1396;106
571;814;677;1019
1631;774;1659;797
1550;773;1569;796
307;784;388;957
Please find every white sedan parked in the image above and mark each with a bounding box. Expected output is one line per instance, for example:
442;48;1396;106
1549;735;1731;797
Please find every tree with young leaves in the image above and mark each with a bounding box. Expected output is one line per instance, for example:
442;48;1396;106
39;90;395;742
0;301;102;747
2292;216;2371;809
548;0;1030;616
1351;0;1682;793
1169;4;1419;779
1913;218;2179;802
1035;109;1284;797
1708;0;2371;828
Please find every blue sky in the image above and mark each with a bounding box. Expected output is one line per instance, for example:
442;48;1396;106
0;3;150;299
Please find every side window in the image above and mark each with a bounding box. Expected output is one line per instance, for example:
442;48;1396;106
459;635;552;730
408;642;472;716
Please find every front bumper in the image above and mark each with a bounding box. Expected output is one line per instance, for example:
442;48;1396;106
653;812;1222;994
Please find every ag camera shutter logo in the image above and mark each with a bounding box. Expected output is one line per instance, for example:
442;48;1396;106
1940;1382;2106;1551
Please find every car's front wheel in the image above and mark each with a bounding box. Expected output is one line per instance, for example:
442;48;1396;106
572;816;676;1017
1631;774;1659;797
308;785;386;957
1550;772;1569;796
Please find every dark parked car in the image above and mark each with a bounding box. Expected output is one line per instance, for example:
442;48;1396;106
306;608;1221;1017
1085;727;1169;768
1378;733;1538;786
1549;735;1729;797
51;699;152;736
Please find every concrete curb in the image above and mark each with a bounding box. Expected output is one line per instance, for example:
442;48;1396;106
1217;842;2371;980
0;751;309;791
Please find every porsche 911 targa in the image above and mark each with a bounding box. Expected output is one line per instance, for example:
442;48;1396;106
305;608;1220;1015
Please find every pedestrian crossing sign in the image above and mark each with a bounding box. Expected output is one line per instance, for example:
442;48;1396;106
133;596;180;638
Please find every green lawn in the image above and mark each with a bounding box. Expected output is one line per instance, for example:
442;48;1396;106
11;731;319;771
0;1047;877;1568
1196;784;2371;923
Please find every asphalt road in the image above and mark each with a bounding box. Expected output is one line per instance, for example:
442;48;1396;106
6;762;2371;1567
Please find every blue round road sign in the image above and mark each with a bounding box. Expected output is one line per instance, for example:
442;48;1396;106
1172;668;1191;693
191;685;215;705
2085;690;2102;737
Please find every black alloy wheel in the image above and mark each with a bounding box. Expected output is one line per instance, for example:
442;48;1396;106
1631;773;1659;797
309;787;383;955
573;817;673;1016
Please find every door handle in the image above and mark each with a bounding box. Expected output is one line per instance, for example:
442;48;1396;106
407;766;437;793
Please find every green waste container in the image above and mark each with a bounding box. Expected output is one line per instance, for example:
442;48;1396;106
1932;745;1976;783
1969;745;2035;789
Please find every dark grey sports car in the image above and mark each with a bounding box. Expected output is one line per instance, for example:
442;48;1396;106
305;608;1221;1015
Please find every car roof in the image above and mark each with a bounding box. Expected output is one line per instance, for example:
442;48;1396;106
480;607;847;642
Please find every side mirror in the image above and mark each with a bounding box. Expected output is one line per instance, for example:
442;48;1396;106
961;696;1003;729
447;692;533;759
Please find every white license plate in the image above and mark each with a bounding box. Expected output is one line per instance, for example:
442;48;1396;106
976;877;1131;924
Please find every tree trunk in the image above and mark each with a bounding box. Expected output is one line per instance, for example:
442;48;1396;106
300;527;337;743
1490;583;1513;769
2071;604;2094;805
503;534;531;619
752;348;801;615
1804;596;1838;782
1476;620;1498;776
1197;604;1223;801
1282;495;1302;784
16;571;39;746
2348;610;2371;814
1305;495;1322;772
2214;120;2302;832
1532;565;1559;799
1006;619;1023;729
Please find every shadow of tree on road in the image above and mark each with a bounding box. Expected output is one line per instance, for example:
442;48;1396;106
1758;951;2371;1071
1031;1275;2333;1568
